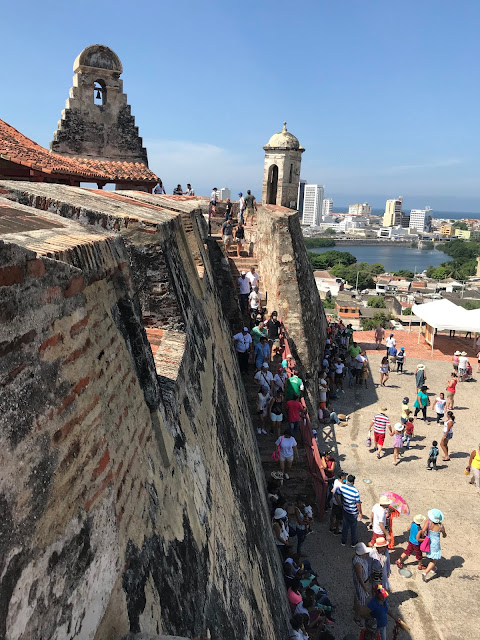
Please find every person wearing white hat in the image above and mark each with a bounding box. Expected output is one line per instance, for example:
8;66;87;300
368;497;392;546
389;422;405;466
395;514;426;570
272;508;290;558
417;509;446;581
369;537;391;592
458;351;469;381
415;364;426;392
352;542;372;625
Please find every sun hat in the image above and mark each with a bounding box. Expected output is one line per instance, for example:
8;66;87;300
379;496;392;507
274;508;287;519
403;397;409;404
355;542;369;555
461;351;467;356
241;270;246;275
428;508;444;523
394;422;404;431
373;537;388;548
417;364;425;370
262;362;269;369
287;354;292;359
414;514;426;526
454;351;461;356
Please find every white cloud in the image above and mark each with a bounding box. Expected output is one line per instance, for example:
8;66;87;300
381;158;463;174
145;139;263;196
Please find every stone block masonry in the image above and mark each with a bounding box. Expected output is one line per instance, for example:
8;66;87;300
0;184;290;640
255;204;327;406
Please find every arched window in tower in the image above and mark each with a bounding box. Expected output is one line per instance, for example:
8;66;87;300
93;80;107;106
267;164;278;205
289;163;293;183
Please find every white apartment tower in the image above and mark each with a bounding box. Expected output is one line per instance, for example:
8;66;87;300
409;207;432;233
383;197;403;227
322;198;333;218
349;203;372;216
218;187;231;200
301;184;324;226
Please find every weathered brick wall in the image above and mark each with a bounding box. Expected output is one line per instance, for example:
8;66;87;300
255;204;327;403
0;186;290;640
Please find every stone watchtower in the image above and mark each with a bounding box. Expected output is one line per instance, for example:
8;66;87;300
50;44;148;165
262;122;304;209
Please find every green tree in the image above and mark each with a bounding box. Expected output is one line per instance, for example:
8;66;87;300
325;228;336;235
367;296;386;308
322;297;335;309
362;311;394;331
402;306;412;315
463;300;480;310
452;221;468;230
392;269;415;279
308;250;357;271
370;263;386;275
427;266;449;279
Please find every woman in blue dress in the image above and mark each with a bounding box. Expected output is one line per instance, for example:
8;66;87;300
417;508;447;581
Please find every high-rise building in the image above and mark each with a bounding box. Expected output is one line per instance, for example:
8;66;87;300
301;184;324;226
409;207;432;233
383;197;403;227
322;198;333;218
218;187;231;200
349;203;372;216
297;179;307;216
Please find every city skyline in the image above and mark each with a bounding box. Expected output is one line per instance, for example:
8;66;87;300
1;0;478;213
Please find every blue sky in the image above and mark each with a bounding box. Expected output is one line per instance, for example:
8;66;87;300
1;0;479;212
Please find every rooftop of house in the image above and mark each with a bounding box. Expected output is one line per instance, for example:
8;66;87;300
0;119;159;184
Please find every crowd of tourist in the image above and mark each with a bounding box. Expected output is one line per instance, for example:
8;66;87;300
229;248;479;639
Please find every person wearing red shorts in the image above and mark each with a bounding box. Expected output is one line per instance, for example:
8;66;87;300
369;408;390;459
395;514;427;569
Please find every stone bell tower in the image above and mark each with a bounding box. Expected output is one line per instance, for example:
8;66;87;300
51;44;148;165
262;122;304;209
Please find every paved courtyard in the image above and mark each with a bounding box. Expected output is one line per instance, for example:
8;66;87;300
302;348;479;640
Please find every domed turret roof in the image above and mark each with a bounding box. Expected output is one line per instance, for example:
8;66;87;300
264;122;304;151
74;45;123;74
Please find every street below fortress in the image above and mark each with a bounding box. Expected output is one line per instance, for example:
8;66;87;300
301;347;479;640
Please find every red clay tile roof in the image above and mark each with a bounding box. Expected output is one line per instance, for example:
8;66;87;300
0;119;159;184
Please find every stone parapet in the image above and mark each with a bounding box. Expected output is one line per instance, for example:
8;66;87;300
255;204;327;403
0;182;290;640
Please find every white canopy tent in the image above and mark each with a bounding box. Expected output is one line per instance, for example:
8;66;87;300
411;299;480;352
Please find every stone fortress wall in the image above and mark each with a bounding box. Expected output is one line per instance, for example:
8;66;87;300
255;204;327;410
0;182;303;640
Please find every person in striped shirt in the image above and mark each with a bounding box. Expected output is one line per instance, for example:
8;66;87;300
369;407;390;459
339;475;363;547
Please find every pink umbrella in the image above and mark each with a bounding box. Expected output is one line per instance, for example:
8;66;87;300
381;491;410;515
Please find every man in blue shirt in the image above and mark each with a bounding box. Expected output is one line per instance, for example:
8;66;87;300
339;474;363;547
358;585;406;640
